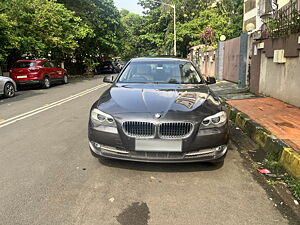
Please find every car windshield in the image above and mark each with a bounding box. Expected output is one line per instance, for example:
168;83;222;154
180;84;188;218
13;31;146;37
13;62;36;68
117;61;203;84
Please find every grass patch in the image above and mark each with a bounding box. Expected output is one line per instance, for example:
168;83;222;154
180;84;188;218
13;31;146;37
285;177;300;200
264;159;300;200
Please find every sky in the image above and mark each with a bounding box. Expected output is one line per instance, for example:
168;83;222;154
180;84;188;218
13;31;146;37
114;0;144;15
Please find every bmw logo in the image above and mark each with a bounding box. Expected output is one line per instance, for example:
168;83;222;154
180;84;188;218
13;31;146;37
154;113;162;119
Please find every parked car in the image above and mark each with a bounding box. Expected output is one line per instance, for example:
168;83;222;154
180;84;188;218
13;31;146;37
88;57;229;163
115;60;126;70
9;59;68;89
0;76;17;98
99;61;120;74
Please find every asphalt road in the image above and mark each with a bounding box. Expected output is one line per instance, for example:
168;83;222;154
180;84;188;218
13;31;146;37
0;77;291;225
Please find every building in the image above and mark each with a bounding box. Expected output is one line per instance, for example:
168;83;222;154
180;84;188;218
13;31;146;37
243;0;290;32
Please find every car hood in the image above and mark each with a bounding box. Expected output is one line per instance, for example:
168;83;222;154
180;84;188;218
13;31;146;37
97;83;221;118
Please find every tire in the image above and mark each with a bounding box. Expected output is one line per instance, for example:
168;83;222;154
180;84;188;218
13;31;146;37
63;74;68;84
42;76;51;89
3;82;15;98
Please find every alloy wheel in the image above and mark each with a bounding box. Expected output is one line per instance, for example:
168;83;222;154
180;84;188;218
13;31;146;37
4;83;15;97
44;77;50;88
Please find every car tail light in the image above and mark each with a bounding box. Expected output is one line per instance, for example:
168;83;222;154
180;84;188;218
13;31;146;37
29;67;40;72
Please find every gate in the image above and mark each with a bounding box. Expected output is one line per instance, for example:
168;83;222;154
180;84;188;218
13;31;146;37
223;37;241;83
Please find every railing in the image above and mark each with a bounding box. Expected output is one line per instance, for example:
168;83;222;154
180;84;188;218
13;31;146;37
264;0;300;38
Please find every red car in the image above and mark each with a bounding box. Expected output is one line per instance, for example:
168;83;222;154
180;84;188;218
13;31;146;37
9;59;68;88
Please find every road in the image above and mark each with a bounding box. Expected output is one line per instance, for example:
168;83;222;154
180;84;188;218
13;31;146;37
0;77;292;225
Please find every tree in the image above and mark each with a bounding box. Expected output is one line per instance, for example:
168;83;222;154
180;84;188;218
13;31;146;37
0;13;17;62
120;12;145;59
135;0;243;57
58;0;123;58
1;0;91;62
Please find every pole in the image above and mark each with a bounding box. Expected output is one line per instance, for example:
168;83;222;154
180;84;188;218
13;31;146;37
173;5;177;56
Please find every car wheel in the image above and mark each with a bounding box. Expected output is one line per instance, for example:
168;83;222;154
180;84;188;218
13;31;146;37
4;82;15;98
63;74;68;84
43;76;51;89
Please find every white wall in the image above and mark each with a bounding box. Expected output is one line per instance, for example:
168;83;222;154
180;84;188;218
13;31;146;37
259;53;300;107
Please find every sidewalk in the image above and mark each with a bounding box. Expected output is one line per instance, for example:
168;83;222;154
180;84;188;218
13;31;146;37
210;81;300;179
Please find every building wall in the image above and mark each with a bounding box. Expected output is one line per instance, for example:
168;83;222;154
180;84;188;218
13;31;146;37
259;52;300;107
189;48;217;78
256;32;300;107
243;0;290;32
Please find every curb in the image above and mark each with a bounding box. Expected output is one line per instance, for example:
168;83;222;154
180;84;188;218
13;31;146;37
223;102;300;180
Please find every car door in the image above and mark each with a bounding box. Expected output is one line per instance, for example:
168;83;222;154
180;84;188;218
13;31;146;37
49;62;59;79
41;61;53;79
53;62;64;79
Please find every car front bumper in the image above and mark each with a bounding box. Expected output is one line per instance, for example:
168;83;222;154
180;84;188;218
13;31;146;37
89;141;228;163
88;123;229;163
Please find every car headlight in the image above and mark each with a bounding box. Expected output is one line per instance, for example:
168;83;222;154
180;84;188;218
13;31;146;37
91;108;116;127
201;111;227;128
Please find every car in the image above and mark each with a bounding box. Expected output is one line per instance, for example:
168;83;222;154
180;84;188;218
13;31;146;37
116;60;127;71
9;59;68;89
0;76;17;98
99;61;120;74
88;57;229;163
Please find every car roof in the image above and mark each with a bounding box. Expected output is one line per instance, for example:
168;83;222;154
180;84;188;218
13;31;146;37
131;57;190;63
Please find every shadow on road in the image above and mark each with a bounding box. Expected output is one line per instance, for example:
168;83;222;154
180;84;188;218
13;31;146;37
97;157;224;173
0;76;104;105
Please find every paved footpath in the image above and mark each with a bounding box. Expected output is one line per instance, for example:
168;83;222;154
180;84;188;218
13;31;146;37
210;81;300;179
0;77;296;225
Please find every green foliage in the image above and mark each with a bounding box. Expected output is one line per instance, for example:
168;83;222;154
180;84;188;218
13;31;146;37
265;1;300;38
0;0;244;64
58;0;122;58
285;176;300;200
120;12;145;59
0;0;91;62
121;0;244;58
0;13;18;62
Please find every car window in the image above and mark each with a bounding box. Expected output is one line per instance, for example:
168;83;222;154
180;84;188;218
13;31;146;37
13;62;36;68
40;61;49;67
118;61;203;84
49;62;55;68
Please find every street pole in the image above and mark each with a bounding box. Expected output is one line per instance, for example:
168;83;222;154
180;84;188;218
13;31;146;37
151;1;177;56
173;5;177;56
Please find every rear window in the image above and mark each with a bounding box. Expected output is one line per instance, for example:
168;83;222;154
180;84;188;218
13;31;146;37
13;62;36;68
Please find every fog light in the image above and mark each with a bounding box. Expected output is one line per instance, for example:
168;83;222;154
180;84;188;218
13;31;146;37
216;146;222;151
94;142;101;149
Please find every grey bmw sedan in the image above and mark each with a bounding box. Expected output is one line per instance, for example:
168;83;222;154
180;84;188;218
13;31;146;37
88;57;229;163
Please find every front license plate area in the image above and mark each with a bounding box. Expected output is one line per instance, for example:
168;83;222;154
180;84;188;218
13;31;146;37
135;139;182;152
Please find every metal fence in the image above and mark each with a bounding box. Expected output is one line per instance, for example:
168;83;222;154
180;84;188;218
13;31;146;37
264;0;300;38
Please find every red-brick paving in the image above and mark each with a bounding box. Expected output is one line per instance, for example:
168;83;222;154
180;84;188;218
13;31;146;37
227;97;300;152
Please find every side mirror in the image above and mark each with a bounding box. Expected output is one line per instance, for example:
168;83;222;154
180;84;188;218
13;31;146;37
206;77;216;85
103;75;114;83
